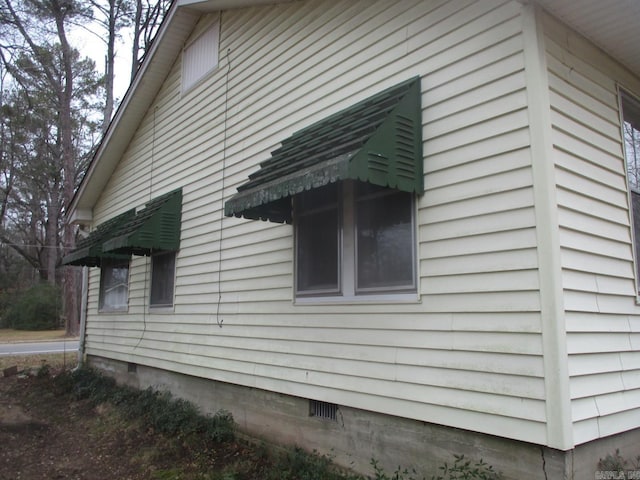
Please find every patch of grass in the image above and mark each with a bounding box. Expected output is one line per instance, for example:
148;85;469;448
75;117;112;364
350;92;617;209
0;328;70;342
0;352;78;372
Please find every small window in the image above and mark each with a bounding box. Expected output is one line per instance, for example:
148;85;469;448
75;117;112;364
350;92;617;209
150;252;176;308
295;181;416;298
182;20;219;93
99;259;129;311
622;92;640;292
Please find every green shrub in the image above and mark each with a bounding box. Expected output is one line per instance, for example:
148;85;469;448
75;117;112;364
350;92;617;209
4;283;61;330
431;454;501;480
371;458;421;480
266;447;360;480
56;367;236;444
370;455;502;480
0;289;20;328
598;449;640;473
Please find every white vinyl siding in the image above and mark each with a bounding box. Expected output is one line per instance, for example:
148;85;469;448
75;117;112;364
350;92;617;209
86;0;546;445
542;11;640;445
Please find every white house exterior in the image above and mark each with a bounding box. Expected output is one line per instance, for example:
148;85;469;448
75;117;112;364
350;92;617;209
65;1;640;478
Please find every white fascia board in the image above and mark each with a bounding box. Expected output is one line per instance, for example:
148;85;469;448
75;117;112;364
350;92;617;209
69;208;93;226
533;0;640;78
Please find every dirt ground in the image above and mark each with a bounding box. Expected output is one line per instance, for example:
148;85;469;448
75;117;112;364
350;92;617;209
1;370;140;479
0;330;270;480
0;367;258;480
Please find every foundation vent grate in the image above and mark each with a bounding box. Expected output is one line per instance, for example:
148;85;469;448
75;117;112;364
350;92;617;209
310;400;337;421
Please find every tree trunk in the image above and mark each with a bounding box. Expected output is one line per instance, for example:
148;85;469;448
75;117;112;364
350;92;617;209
45;190;59;284
53;0;80;335
102;0;116;133
131;0;142;82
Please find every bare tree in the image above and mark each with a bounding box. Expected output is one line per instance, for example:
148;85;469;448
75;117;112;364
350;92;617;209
0;0;102;333
0;0;170;333
130;0;170;80
84;0;132;132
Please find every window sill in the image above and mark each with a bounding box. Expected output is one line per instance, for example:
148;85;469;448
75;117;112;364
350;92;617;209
294;293;420;306
98;308;128;314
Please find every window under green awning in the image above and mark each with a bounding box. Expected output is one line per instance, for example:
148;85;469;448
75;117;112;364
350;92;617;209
102;189;182;256
62;209;136;267
224;76;423;224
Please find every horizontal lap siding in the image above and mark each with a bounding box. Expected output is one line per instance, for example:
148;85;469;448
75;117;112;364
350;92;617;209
543;12;640;444
86;0;546;444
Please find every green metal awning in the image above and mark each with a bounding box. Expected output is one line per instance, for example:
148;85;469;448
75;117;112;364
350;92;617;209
62;209;136;267
102;189;183;256
224;76;423;224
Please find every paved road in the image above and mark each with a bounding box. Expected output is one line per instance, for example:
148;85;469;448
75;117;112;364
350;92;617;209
0;340;79;356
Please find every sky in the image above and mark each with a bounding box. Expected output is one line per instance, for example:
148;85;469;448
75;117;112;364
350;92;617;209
71;24;134;105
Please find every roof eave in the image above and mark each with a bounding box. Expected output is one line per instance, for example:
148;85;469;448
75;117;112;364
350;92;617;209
533;0;640;79
177;0;298;12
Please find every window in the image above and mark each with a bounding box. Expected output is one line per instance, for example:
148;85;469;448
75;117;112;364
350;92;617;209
182;20;219;93
622;92;640;291
99;259;129;311
295;181;416;298
150;252;176;307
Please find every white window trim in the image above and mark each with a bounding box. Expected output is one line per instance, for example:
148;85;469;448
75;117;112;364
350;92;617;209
149;251;177;310
619;86;640;302
98;260;130;313
294;292;421;305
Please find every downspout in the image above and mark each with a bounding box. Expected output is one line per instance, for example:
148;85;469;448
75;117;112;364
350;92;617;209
77;265;89;367
73;222;90;369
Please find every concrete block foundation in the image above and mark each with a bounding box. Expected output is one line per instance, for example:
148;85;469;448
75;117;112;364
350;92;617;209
88;356;640;479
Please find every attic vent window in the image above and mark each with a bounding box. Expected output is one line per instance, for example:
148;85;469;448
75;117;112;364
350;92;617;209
309;400;338;421
182;20;220;93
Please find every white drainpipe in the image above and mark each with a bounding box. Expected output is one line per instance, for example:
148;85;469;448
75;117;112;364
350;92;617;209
77;265;89;367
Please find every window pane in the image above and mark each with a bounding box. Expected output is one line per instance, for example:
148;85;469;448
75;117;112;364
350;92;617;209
624;95;640;190
356;186;414;291
296;184;340;294
150;252;176;307
99;261;129;311
623;94;640;290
